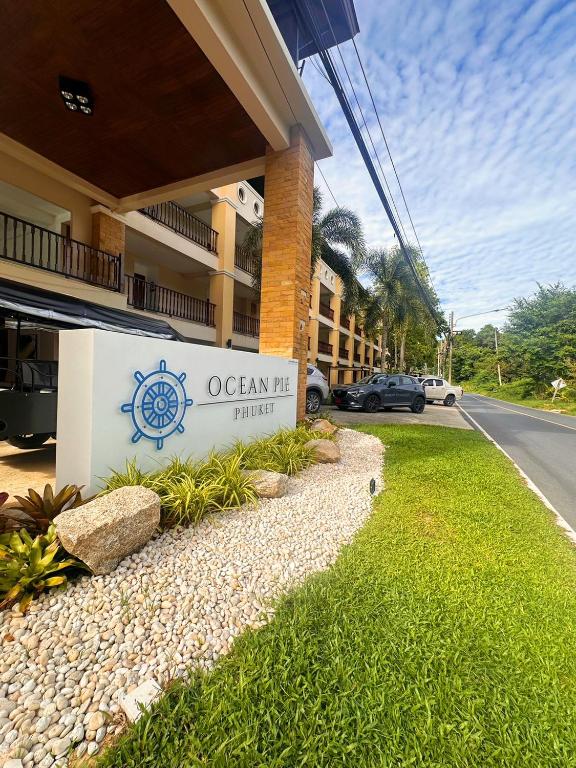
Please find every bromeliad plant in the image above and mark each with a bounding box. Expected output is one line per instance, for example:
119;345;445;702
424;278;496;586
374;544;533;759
0;525;89;613
0;484;85;535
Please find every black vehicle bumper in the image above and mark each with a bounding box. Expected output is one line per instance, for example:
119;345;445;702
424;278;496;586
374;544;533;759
0;391;57;440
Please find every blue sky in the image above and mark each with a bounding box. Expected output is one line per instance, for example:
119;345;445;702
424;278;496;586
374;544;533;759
303;0;576;330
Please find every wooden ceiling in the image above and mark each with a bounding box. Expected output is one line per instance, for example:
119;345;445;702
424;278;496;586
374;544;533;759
0;0;268;198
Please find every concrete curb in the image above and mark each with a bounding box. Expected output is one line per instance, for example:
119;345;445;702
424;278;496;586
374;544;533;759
457;403;576;546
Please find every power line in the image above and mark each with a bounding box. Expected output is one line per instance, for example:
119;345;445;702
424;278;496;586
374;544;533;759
350;36;425;258
312;34;411;246
294;0;439;320
316;162;339;207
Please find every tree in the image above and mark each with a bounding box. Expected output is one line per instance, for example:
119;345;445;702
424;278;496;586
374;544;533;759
241;187;366;311
365;244;441;371
364;246;411;370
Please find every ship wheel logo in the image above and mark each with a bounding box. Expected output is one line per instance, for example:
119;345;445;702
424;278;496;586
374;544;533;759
121;360;193;450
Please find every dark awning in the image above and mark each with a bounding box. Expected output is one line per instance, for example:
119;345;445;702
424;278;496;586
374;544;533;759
0;277;184;341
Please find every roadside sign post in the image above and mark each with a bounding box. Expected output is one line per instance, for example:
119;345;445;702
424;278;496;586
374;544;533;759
551;378;566;402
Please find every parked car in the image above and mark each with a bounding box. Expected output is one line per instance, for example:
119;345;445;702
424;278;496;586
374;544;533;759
417;377;463;406
306;365;330;414
332;373;426;413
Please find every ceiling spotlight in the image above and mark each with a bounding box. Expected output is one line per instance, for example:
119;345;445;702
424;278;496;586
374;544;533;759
59;75;94;116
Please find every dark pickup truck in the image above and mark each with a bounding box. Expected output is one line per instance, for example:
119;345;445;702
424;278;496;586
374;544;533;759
0;358;58;448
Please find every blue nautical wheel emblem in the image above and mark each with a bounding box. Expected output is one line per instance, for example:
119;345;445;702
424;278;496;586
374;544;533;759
121;360;193;450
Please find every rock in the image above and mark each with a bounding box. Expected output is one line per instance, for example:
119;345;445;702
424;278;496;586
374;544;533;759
4;760;24;768
118;679;162;723
87;711;105;731
54;486;161;575
310;418;338;435
305;439;341;463
50;736;71;757
242;470;288;499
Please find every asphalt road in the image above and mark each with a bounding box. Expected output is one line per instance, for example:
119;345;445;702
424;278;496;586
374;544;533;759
459;394;576;529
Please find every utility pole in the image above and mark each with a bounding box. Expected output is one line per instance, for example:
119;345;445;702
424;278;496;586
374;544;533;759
494;327;502;386
448;311;454;384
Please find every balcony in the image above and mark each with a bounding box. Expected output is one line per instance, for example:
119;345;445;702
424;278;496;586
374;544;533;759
340;316;350;330
338;347;348;359
0;211;122;292
354;353;361;363
233;311;260;337
234;245;259;276
319;302;334;321
126;275;215;326
139;201;218;253
318;341;333;355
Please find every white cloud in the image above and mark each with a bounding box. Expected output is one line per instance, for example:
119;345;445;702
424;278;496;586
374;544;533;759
305;0;576;330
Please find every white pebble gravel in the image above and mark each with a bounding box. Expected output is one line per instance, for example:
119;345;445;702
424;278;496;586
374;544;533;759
0;429;383;766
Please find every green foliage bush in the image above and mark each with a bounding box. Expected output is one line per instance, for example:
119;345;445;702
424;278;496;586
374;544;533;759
0;525;89;613
104;425;326;527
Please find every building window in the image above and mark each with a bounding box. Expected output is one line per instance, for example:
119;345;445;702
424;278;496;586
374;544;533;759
253;201;261;216
238;185;246;203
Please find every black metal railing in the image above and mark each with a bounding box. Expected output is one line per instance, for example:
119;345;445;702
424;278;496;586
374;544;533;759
0;357;58;392
318;341;333;355
234;245;259;275
233;312;260;337
139;201;218;253
0;211;122;292
319;302;334;321
340;316;350;330
338;347;348;359
126;275;215;326
354;353;361;363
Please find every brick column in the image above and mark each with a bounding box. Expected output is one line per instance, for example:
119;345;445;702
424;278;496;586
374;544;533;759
209;197;236;347
91;210;125;289
260;127;314;420
92;211;125;255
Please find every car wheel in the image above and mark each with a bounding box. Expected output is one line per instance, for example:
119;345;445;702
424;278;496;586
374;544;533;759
444;394;456;407
7;433;51;450
410;397;425;414
363;394;380;413
306;389;321;414
337;406;347;410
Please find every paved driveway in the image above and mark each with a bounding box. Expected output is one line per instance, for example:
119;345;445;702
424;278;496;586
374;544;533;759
0;440;56;499
324;402;472;429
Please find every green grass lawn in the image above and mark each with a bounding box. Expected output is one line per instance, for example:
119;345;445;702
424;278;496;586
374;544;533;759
465;384;576;416
98;425;576;768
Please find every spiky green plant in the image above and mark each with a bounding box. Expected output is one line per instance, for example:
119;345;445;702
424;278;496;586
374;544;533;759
0;525;89;613
102;459;156;492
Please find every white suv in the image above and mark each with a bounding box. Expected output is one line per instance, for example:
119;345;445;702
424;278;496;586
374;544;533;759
417;377;463;406
306;365;330;413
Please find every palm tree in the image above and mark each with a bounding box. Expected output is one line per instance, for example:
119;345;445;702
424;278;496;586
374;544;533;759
240;187;366;310
364;246;411;371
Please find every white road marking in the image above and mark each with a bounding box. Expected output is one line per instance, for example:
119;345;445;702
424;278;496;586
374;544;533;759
458;402;576;545
466;394;576;432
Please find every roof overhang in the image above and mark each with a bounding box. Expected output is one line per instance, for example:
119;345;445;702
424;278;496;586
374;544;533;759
0;0;331;213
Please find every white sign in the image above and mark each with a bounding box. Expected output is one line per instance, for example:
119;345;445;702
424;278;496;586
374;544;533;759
551;378;567;390
56;329;298;494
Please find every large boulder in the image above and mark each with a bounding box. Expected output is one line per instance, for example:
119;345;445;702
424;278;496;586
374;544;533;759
55;486;160;575
242;469;288;498
305;438;341;463
310;418;338;435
